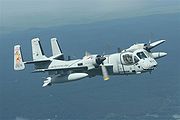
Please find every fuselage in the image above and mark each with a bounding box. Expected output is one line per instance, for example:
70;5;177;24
48;49;158;84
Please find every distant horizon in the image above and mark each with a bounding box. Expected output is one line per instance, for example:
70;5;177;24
1;0;179;34
1;12;180;35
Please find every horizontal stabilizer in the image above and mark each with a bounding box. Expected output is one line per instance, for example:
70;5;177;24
25;59;51;64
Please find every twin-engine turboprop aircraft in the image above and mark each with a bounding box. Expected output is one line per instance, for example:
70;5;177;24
14;38;167;87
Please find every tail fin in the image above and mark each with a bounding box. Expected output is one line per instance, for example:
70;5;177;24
31;38;47;60
50;38;64;60
14;45;25;70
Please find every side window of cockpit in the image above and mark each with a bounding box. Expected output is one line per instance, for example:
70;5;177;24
122;54;133;64
137;52;147;59
134;56;139;63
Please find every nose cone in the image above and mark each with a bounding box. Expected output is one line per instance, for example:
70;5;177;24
149;58;158;68
148;61;157;70
142;59;157;70
152;61;158;68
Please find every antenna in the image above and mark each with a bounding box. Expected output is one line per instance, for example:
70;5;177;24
117;48;121;53
67;56;71;61
149;32;154;44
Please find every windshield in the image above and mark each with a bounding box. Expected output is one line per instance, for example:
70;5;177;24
134;56;139;63
137;52;147;59
144;50;153;58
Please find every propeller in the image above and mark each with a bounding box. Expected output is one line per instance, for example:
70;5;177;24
101;64;109;81
95;55;109;81
84;53;110;81
95;55;106;65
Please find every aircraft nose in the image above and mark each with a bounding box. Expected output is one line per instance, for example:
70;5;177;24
153;64;157;67
142;59;157;70
152;63;157;68
150;60;158;69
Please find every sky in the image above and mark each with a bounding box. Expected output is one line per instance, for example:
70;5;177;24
0;0;180;33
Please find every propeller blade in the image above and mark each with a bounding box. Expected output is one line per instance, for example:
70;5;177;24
42;77;52;87
101;65;109;81
85;51;91;56
96;55;106;65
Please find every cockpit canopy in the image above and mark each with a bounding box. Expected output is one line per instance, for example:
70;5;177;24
121;50;149;65
122;54;133;64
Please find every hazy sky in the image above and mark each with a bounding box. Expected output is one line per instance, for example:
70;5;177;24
0;0;180;32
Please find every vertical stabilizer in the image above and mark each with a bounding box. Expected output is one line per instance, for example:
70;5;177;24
50;38;64;60
14;45;25;70
31;38;47;60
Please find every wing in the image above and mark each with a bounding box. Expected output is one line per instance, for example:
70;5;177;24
33;66;88;73
85;64;113;77
33;64;112;72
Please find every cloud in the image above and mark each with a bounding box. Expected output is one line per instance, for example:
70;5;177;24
15;117;29;120
102;113;125;120
172;114;180;120
145;113;159;118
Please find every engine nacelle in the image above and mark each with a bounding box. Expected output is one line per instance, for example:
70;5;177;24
83;54;106;67
68;73;88;81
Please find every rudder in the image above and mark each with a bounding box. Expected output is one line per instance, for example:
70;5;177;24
50;38;64;60
31;38;47;60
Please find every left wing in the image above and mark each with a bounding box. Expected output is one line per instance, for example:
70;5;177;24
33;66;88;73
32;64;113;73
